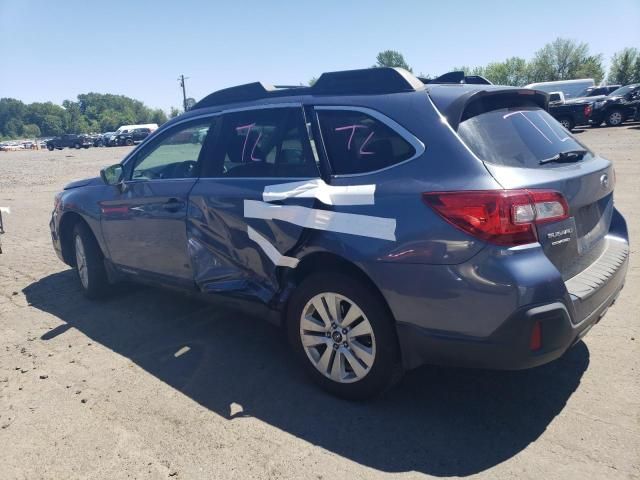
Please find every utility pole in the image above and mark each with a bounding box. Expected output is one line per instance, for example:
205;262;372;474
178;74;189;111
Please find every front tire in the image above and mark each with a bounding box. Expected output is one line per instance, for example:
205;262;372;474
74;143;81;149
125;138;134;146
47;144;54;151
287;273;402;400
72;223;109;299
605;109;625;127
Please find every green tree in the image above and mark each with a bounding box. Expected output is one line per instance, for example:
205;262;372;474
22;123;41;139
151;109;168;125
308;77;318;86
0;98;26;138
373;50;413;72
169;107;182;118
608;47;640;85
451;65;487;77
40;115;65;136
528;38;604;83
483;57;530;86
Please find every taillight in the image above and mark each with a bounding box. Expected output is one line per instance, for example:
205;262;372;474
584;104;592;117
422;190;569;246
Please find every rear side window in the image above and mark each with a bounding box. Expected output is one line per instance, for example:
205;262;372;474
457;106;590;168
212;108;319;178
316;110;415;175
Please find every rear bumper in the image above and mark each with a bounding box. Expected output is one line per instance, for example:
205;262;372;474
396;234;628;370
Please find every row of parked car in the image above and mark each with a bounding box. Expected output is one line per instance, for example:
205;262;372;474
532;79;640;131
0;140;48;151
45;124;158;150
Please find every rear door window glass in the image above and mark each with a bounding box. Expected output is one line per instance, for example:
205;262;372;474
316;110;415;175
457;106;591;168
213;108;319;178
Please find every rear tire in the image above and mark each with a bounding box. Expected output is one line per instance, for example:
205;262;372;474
558;117;574;131
72;223;109;299
286;272;402;400
125;138;134;146
74;143;81;149
605;109;625;127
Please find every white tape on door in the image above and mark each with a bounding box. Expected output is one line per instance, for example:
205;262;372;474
244;200;396;241
0;207;10;214
263;179;375;206
247;225;299;268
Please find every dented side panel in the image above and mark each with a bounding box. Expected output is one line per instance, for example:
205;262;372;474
187;178;318;302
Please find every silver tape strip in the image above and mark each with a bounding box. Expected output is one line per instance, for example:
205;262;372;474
262;179;375;206
0;207;10;214
244;200;396;241
247;225;299;268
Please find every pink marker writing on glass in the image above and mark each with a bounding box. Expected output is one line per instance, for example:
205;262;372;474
235;123;263;161
334;124;368;150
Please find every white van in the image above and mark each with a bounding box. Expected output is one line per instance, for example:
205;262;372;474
114;123;159;135
525;79;595;100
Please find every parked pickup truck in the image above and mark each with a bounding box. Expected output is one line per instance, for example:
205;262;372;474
114;127;152;146
548;94;593;131
46;134;93;150
590;83;640;127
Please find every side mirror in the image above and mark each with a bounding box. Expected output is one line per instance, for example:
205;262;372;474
100;164;124;186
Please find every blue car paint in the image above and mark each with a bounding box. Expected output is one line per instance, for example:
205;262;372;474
50;84;630;371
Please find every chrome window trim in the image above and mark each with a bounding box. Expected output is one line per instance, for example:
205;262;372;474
313;105;426;178
197;176;318;182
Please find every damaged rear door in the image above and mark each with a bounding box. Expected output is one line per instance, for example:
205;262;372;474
187;105;321;302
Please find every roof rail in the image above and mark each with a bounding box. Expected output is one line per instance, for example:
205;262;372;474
424;71;493;85
191;67;424;110
192;82;278;110
313;67;424;95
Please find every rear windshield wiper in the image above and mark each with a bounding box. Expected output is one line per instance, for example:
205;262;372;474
539;149;588;165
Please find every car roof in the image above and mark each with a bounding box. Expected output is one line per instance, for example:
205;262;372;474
167;68;547;132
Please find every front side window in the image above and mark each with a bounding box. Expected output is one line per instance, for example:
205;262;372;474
131;120;213;180
457;106;590;168
316;110;415;175
213;108;318;178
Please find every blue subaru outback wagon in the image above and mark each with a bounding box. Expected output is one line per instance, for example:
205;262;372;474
50;68;629;399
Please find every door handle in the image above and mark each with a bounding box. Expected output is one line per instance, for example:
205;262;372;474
162;198;184;213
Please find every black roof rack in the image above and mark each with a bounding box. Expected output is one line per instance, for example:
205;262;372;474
422;71;493;85
191;68;424;110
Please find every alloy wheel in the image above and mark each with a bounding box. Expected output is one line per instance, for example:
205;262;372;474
300;292;376;384
608;111;623;126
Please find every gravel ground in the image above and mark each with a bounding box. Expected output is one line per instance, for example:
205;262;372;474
0;125;639;479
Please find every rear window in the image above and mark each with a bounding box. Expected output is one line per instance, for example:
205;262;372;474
457;106;590;168
317;110;415;175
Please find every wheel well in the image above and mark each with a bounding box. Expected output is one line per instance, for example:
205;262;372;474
280;252;396;326
58;212;90;266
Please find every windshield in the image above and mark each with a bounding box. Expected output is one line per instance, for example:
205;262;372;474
607;85;636;97
457;106;590;168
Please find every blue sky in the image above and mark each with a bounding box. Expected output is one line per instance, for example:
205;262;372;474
1;0;639;111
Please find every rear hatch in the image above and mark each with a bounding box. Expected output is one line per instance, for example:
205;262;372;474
450;89;614;280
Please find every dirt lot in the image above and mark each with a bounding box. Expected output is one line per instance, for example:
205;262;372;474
1;125;639;480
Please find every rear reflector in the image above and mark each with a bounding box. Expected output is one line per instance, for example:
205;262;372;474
530;321;542;351
422;189;569;246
